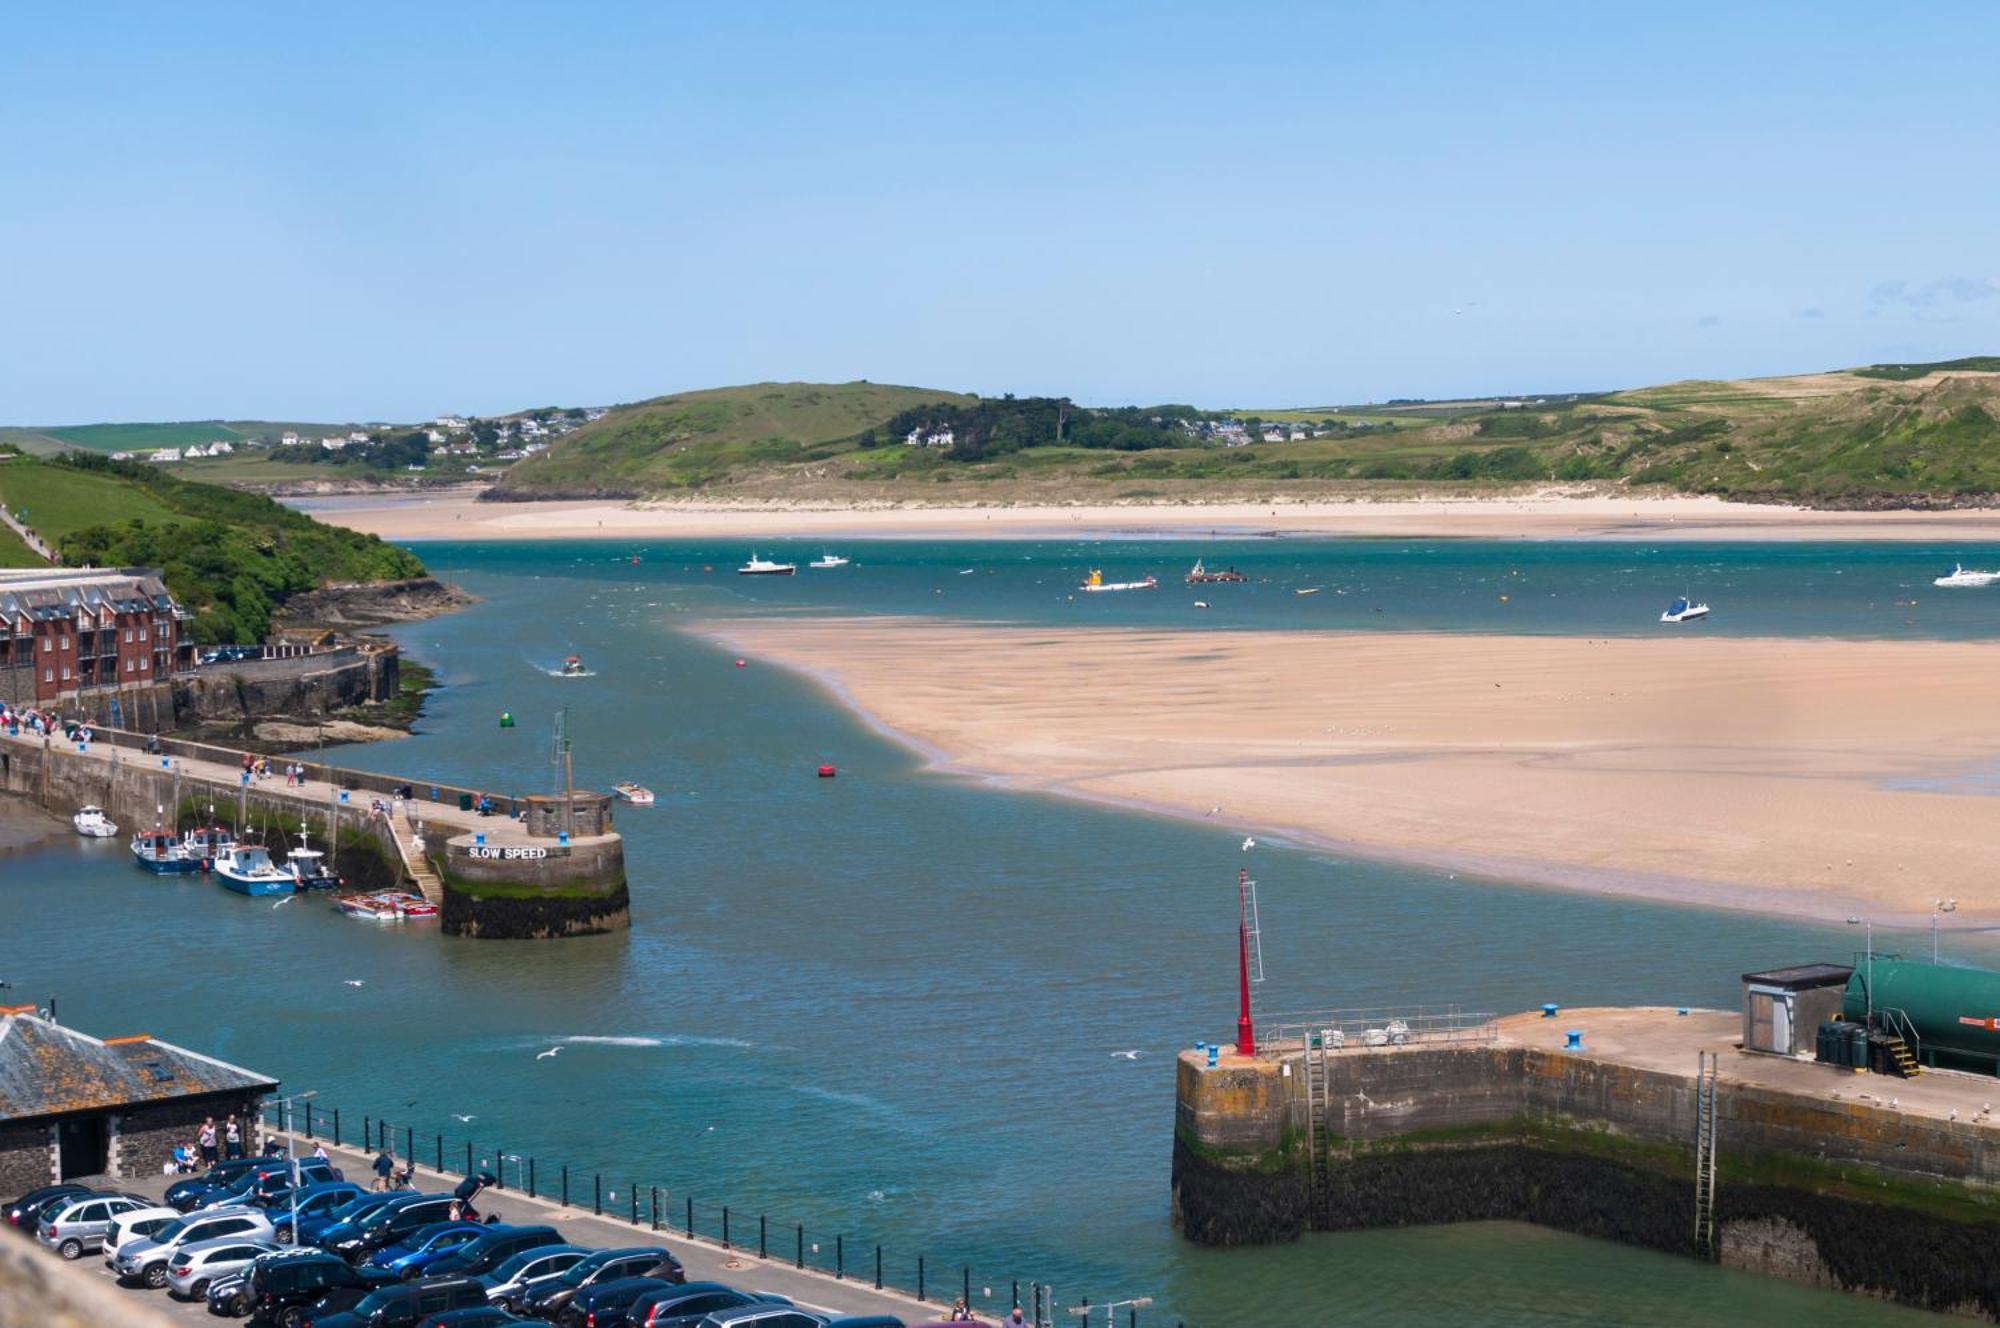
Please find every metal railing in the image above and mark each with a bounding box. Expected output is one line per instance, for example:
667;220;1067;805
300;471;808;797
1258;1004;1498;1056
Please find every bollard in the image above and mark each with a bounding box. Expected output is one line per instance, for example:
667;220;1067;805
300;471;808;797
364;1115;371;1148
1080;1296;1090;1328
795;1223;803;1269
333;1109;341;1147
306;1108;314;1141
528;1159;536;1199
759;1215;766;1259
723;1207;731;1250
1012;1282;1019;1309
593;1174;601;1216
403;1126;412;1164
466;1141;473;1176
963;1266;970;1307
685;1196;693;1236
875;1245;882;1290
918;1256;925;1301
435;1135;443;1173
561;1166;569;1208
629;1185;637;1225
650;1187;659;1231
836;1235;844;1280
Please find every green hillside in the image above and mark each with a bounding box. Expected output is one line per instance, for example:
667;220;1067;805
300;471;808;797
493;381;973;494
0;454;424;643
0;420;353;456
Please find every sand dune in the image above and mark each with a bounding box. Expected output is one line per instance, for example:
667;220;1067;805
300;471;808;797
706;618;2000;924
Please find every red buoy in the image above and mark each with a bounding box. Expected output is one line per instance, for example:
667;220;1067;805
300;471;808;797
735;659;747;668
817;764;837;778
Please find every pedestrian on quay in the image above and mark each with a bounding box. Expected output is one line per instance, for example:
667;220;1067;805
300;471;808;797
198;1117;218;1166
312;1142;329;1164
1004;1309;1026;1327
373;1146;395;1192
224;1114;243;1159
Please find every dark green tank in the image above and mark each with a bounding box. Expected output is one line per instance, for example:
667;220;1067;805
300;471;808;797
1843;959;2000;1073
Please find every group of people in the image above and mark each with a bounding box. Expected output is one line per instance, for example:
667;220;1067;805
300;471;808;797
0;703;74;739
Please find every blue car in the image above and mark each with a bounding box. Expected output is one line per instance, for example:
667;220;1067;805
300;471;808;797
367;1220;490;1280
299;1190;404;1249
266;1181;366;1242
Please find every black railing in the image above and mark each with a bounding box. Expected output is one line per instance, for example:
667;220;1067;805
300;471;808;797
260;1099;1156;1325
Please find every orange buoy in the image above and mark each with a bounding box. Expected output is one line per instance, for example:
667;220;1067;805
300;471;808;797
817;764;837;778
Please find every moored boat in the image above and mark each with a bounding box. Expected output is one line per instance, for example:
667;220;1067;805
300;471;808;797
1080;570;1158;593
1186;559;1246;584
1661;595;1711;623
284;842;341;890
738;553;797;576
1933;563;2000;588
808;551;849;569
130;829;198;874
183;823;236;869
72;805;118;838
613;781;655;806
211;844;296;897
334;890;439;921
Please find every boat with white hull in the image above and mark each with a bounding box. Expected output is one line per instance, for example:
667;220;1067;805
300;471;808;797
1934;564;2000;588
1661;596;1710;624
131;829;198;874
1080;570;1158;593
73;805;118;838
212;845;296;897
808;552;849;569
738;553;797;576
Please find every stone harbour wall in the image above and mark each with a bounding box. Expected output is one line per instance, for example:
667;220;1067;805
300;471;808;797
438;834;630;939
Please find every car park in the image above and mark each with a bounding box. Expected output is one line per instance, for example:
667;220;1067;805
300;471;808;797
629;1282;786;1328
112;1206;277;1288
304;1274;491;1327
509;1247;681;1318
170;1159;274;1212
367;1220;491;1280
243;1247;397;1326
36;1192;152;1258
325;1193;459;1261
3;1182;94;1229
166;1234;283;1299
103;1203;183;1263
820;1318;905;1328
422;1224;566;1281
472;1243;591;1304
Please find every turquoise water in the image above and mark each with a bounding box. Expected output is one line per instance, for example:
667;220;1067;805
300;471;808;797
3;539;1983;1326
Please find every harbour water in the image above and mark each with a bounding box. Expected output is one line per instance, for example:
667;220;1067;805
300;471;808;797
6;538;1988;1325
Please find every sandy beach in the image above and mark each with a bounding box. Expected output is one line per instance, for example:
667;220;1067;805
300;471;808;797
308;488;2000;543
704;617;2000;925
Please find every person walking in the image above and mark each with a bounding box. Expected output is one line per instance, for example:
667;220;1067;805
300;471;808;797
224;1114;243;1159
373;1146;395;1192
198;1117;218;1167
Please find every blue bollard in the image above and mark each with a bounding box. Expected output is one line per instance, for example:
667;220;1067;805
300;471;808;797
557;830;570;846
1541;1003;1559;1019
1205;1045;1219;1068
475;832;486;846
1564;1029;1583;1050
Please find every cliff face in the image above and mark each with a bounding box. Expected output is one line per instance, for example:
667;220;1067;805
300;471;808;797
273;577;475;630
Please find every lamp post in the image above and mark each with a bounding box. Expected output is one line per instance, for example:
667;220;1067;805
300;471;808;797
1846;917;1872;1020
274;1090;317;1244
1933;898;1957;964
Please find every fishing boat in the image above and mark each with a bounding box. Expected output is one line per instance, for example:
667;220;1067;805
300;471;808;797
1933;564;2000;588
284;836;341;890
1186;559;1246;584
130;829;198;874
559;654;589;677
1660;595;1711;623
183;823;236;869
211;844;296;897
72;805;118;838
1080;570;1158;593
808;552;849;569
738;553;797;576
333;890;438;921
613;781;655;806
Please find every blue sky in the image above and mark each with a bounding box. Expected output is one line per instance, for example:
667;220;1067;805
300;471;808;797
3;2;1997;422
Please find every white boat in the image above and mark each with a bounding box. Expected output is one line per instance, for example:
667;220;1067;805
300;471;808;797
1933;563;2000;588
334;890;438;921
808;552;849;569
1079;570;1158;593
738;553;797;576
613;781;655;806
130;829;198;874
1661;595;1710;623
211;845;296;897
285;834;341;890
73;805;118;838
183;823;236;867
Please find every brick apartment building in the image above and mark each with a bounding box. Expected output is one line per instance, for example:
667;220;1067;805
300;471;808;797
0;568;196;707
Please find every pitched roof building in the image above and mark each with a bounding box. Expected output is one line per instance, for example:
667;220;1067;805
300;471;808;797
0;568;196;706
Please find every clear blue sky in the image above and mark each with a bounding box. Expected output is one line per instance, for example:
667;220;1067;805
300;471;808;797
4;2;1997;423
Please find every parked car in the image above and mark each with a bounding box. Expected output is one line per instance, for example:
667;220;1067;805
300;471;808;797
629;1282;785;1328
558;1275;679;1328
202;645;264;665
305;1275;491;1327
167;1234;283;1300
418;1310;530;1327
170;1159;275;1212
695;1310;830;1328
510;1247;681;1319
104;1204;184;1263
208;1267;253;1317
325;1193;459;1261
112;1206;277;1288
243;1247;396;1326
36;1192;153;1258
367;1220;490;1280
820;1319;905;1328
3;1182;94;1230
271;1182;368;1243
472;1243;591;1304
297;1191;404;1249
423;1225;566;1281
201;1160;340;1210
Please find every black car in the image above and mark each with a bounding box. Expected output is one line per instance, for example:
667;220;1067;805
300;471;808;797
627;1283;784;1328
172;1158;285;1212
245;1248;396;1327
307;1276;490;1328
327;1194;459;1261
420;1224;563;1279
513;1248;682;1319
558;1276;677;1328
417;1310;530;1327
3;1183;94;1230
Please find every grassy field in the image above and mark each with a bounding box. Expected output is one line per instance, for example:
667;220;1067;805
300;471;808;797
0;458;181;538
0;516;41;567
0;420;353;456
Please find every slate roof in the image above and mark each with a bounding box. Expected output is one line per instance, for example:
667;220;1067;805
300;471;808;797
0;1011;278;1123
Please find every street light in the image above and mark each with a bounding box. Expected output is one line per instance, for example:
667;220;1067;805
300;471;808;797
1846;917;1872;1020
273;1090;318;1245
1934;898;1958;964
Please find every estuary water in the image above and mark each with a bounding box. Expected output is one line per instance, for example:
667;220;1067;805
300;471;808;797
6;537;1988;1326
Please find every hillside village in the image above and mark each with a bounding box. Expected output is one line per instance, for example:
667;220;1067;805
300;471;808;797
108;406;611;471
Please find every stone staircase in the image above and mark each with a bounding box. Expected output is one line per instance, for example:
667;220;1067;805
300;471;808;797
391;826;444;904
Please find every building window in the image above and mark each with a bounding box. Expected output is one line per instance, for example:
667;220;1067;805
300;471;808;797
43;668;53;683
123;628;132;642
139;627;148;641
138;658;148;671
60;635;70;650
42;638;51;653
60;666;70;681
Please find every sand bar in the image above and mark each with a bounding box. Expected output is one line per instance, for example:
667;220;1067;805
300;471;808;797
308;489;2000;543
704;617;2000;925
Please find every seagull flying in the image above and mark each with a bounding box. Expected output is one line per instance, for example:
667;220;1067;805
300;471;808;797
452;1114;476;1123
536;1046;562;1060
272;896;295;909
343;979;365;987
1241;836;1256;852
1205;806;1221;817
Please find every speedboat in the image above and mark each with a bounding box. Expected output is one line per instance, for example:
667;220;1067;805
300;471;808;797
1080;570;1158;593
1661;596;1710;624
559;654;588;676
613;781;655;806
130;829;198;874
808;552;849;569
738;553;797;576
73;805;118;838
1186;559;1246;584
334;890;438;921
211;845;296;897
1933;564;2000;588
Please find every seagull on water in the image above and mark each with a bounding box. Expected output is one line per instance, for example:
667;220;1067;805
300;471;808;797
343;979;365;987
536;1046;562;1060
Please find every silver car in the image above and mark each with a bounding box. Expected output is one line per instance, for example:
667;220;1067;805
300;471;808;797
36;1193;151;1260
164;1234;280;1300
111;1206;276;1289
482;1244;592;1304
102;1204;182;1264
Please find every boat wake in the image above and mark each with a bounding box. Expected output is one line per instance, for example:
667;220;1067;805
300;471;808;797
549;1033;755;1050
538;665;598;678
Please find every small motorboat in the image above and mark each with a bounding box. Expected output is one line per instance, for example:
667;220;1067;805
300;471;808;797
808;552;849;569
738;553;797;576
559;654;589;677
1186;559;1246;584
334;890;438;921
1080;570;1158;593
1661;595;1711;624
284;835;341;890
1933;564;2000;588
211;844;296;897
130;829;198;874
614;781;655;806
73;805;118;838
817;763;837;778
1295;587;1323;597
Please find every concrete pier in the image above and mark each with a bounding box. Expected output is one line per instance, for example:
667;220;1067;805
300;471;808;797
1175;1006;2000;1319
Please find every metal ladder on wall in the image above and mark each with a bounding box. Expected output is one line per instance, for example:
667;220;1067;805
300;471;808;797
1301;1028;1331;1200
1693;1050;1720;1259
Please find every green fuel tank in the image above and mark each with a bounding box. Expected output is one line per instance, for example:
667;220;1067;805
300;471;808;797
1844;959;2000;1073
